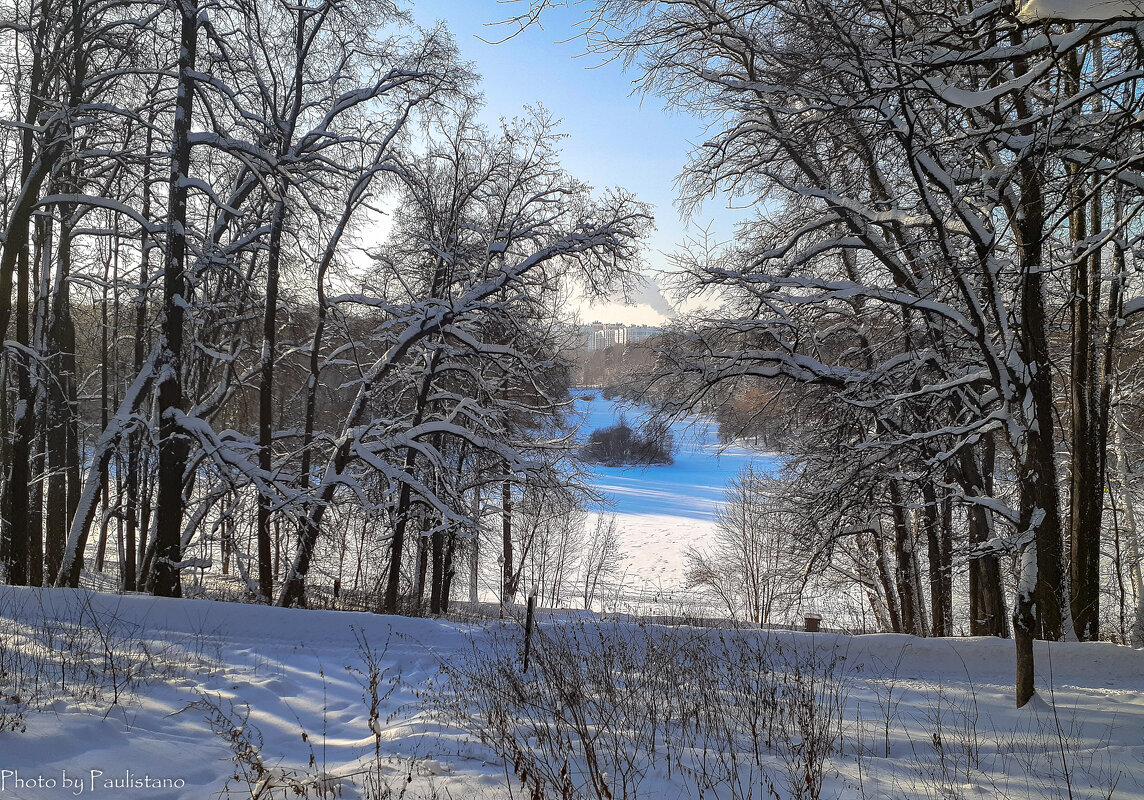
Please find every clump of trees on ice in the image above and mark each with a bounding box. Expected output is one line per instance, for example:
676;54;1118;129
579;418;674;466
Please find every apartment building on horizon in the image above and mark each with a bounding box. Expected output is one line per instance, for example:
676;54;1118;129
582;322;662;352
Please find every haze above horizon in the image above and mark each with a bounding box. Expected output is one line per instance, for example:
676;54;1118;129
408;0;749;325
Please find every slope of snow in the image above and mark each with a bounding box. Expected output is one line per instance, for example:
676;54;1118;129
1;586;1142;800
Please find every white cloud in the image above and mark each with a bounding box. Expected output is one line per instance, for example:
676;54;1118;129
574;276;676;325
1018;0;1144;20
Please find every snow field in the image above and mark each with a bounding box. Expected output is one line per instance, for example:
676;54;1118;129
0;585;1142;800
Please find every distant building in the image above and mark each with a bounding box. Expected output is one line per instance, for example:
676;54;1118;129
582;322;661;352
626;325;661;345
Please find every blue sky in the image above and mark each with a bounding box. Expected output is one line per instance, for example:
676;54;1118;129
407;0;746;324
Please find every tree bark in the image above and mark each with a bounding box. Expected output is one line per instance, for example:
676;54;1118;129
1068;173;1104;642
2;0;54;585
502;472;515;604
152;0;200;598
922;480;952;637
873;517;902;633
889;479;926;636
256;200;286;602
961;439;1008;637
46;214;81;582
430;527;444;614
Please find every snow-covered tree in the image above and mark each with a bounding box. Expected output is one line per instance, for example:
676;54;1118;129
532;0;1144;705
275;106;649;608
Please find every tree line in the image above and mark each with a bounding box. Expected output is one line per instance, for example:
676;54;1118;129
533;0;1144;705
5;0;1143;709
0;0;648;611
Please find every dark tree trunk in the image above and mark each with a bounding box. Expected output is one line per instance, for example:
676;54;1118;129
961;439;1008;637
873;520;902;633
430;527;444;614
257;200;286;602
46;218;79;582
1067;200;1103;639
441;532;456;614
1006;30;1065;659
502;473;515;603
889;480;926;636
95;235;114;572
1065;50;1106;644
26;213;54;587
415;530;429;609
1015;564;1037;707
1017;175;1065;644
922;480;952;637
1;0;53;585
469;486;481;606
152;0;200;598
124;137;154;593
8;239;33;586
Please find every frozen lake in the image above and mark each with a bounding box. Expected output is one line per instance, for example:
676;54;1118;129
570;389;781;521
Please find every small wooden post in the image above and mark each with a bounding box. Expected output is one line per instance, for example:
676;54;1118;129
522;587;537;672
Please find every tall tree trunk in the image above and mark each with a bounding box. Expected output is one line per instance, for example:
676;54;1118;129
152;0;200;598
46;216;78;581
257;199;286;601
961;438;1008;637
1003;26;1065;706
1112;418;1143;646
1017;179;1065;644
858;533;894;632
922;479;952;637
430;528;445;614
502;472;515;604
2;0;54;585
1068;170;1104;642
256;1;308;597
95;234;114;572
441;532;456;614
26;215;53;587
1015;542;1037;707
888;479;926;636
469;485;481;606
873;515;902;633
124;133;154;592
414;529;428;609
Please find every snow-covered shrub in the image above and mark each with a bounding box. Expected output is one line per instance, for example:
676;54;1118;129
431;618;849;800
579;420;673;467
0;588;221;723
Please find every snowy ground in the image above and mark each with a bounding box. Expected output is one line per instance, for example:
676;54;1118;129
1;586;1142;800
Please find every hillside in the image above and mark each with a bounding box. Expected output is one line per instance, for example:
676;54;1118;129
1;586;1141;800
